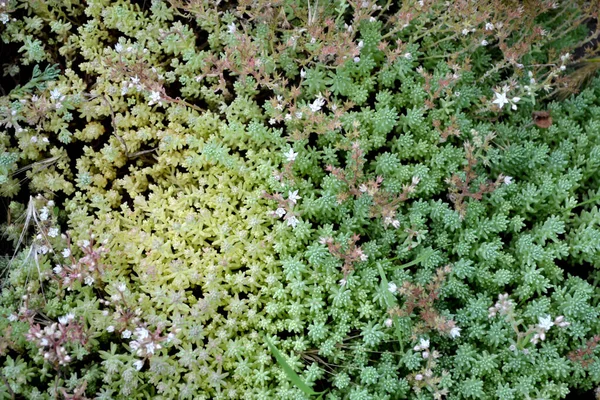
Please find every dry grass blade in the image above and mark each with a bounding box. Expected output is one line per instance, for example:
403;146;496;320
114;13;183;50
1;197;48;301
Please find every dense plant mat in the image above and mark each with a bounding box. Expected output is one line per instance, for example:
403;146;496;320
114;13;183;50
1;0;600;399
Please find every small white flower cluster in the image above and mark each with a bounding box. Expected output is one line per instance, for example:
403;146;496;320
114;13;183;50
269;190;302;228
30;135;49;144
283;148;298;163
129;327;161;358
128;327;176;370
148;90;162;107
121;75;144;96
269;95;303;125
558;52;570;72
492;85;520;110
288;190;301;204
309;93;326;113
530;315;569;344
449;326;461;339
356;248;368;262
50;88;66;110
388;281;398;294
28;315;81;366
488;293;513;317
414;338;433;359
383;217;401;229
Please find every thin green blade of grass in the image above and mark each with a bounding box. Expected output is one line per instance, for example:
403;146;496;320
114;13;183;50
377;262;405;353
264;335;324;398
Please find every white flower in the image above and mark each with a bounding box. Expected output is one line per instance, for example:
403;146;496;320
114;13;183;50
8;314;17;322
503;176;513;185
353;56;361;63
0;13;9;24
227;22;236;34
481;40;488;46
50;88;62;101
30;136;38;143
115;43;123;53
39;207;49;221
295;111;303;119
133;360;144;371
130;341;140;350
146;342;156;354
48;227;59;238
560;65;566;71
485;22;494;31
53;265;63;274
288;190;301;204
58;313;74;325
357;40;364;49
62;248;71;258
134;327;150;340
117;283;127;292
404;53;412;60
148;91;161;106
310;37;316;44
339;278;347;287
359;253;368;262
415;374;423;381
419;338;430;349
388;282;398;293
284;113;292;121
510;97;520;110
309;94;326;113
384;318;393;327
300;69;306;78
107;325;115;332
538;315;554;331
85;275;95;286
554;315;570;328
359;184;368;193
462;28;469;35
122;330;132;339
275;208;286;218
269;118;276;125
560;53;570;62
422;351;429;359
40;338;49;346
286;215;299;228
492;90;509;109
37;245;49;254
391;219;400;229
450;326;461;339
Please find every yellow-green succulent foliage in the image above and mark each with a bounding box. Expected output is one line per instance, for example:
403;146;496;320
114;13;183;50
1;0;600;399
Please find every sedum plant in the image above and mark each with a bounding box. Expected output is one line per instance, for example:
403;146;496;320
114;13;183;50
0;0;599;399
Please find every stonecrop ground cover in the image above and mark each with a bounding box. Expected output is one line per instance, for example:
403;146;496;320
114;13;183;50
1;0;600;399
